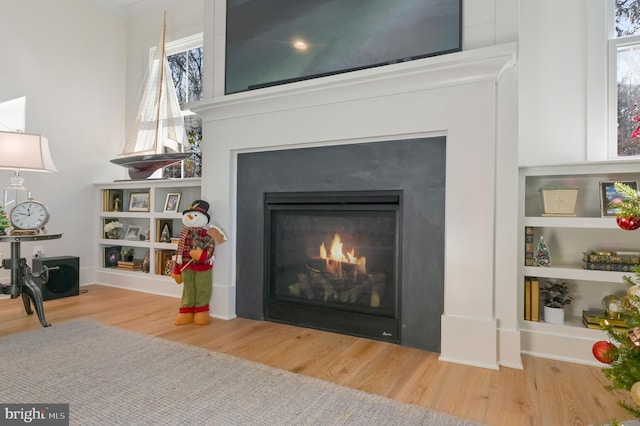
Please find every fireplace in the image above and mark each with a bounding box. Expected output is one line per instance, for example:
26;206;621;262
235;137;445;352
264;191;401;343
194;44;519;367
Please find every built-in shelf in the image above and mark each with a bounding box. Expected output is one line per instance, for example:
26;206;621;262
95;178;201;298
519;161;640;365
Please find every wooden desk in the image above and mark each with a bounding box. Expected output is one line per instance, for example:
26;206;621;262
0;233;63;327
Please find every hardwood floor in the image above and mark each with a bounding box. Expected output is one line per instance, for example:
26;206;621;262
0;284;632;425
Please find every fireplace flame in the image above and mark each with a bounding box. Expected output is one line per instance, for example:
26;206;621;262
319;233;366;276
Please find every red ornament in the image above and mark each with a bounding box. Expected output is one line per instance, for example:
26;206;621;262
616;216;640;231
592;340;618;364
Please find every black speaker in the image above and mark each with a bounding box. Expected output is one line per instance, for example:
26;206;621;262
32;256;80;301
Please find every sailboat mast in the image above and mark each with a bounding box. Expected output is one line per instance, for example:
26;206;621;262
155;12;167;154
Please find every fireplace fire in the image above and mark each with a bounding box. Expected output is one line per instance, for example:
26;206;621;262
264;191;401;343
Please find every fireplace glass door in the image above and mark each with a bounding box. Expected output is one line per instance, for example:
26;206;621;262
264;191;401;343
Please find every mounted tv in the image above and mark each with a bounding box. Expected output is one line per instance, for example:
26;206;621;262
225;0;462;95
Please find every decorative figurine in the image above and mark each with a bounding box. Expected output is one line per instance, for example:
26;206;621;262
171;200;227;325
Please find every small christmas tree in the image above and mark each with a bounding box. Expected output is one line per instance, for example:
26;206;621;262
534;235;551;267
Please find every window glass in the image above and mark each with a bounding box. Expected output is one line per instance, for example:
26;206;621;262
612;3;640;157
162;35;203;178
616;1;640;37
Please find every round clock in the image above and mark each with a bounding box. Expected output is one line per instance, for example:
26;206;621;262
10;199;50;231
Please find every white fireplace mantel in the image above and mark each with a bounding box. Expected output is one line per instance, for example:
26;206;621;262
194;42;521;370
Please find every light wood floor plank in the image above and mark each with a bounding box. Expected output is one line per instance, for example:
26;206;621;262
0;284;633;425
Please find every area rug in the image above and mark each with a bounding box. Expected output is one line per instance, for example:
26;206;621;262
0;319;482;425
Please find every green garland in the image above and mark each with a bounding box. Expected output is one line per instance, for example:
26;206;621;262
612;182;640;218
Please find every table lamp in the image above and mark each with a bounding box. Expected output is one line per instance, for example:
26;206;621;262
0;130;57;213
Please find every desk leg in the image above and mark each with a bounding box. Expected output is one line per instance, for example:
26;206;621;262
21;265;50;327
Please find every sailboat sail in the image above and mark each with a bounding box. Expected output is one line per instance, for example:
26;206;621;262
111;14;189;179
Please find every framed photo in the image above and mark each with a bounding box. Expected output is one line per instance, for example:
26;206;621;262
125;225;141;240
103;189;123;212
600;181;638;217
156;220;172;242
129;191;150;212
103;246;121;268
163;192;181;213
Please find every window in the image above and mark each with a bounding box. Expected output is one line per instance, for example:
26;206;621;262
162;34;203;178
610;2;640;157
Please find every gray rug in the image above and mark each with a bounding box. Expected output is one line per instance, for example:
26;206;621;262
0;319;482;425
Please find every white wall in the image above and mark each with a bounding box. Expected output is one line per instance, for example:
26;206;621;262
519;0;610;165
0;0;126;284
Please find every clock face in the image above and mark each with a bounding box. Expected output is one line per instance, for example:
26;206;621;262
10;200;50;230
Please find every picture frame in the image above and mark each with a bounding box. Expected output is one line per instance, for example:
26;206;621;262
129;191;150;212
600;181;638;217
156;220;172;242
103;246;121;268
103;189;123;212
125;225;141;240
163;192;181;213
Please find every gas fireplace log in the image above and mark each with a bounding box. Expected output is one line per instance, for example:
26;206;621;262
288;273;314;299
306;260;362;280
308;270;338;301
368;273;386;307
340;281;370;303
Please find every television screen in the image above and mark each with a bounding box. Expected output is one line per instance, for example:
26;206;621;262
225;0;462;95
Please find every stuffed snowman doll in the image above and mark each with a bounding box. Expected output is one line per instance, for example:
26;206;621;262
171;200;221;325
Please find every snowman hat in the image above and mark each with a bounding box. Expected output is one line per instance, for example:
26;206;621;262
183;200;210;222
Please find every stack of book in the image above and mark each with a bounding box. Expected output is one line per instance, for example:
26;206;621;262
524;277;540;321
117;259;144;271
582;251;640;272
582;309;629;331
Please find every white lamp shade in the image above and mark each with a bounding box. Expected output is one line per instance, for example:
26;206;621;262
0;131;57;172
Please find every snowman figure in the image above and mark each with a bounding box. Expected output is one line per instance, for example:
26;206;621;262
172;200;217;325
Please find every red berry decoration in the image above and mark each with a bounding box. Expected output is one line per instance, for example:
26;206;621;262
592;340;618;364
616;216;640;231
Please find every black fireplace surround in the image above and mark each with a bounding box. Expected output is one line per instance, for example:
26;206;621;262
236;137;445;352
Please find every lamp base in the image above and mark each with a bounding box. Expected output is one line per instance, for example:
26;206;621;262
3;171;30;214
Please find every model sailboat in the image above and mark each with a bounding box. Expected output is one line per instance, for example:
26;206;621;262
111;14;190;180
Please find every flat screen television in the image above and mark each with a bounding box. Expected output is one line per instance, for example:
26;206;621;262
225;0;462;95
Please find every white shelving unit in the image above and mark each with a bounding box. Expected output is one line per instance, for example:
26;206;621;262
95;178;201;298
519;161;640;365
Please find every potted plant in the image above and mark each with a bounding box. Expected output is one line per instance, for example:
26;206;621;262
540;280;573;324
120;248;135;262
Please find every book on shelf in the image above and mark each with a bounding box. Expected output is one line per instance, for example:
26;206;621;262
524;226;534;266
582;309;629;328
523;276;540;322
530;277;540;322
117;259;144;269
524;277;531;321
582;261;638;272
582;251;640;265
